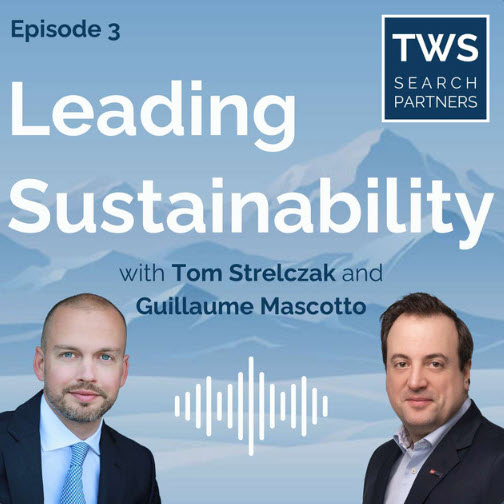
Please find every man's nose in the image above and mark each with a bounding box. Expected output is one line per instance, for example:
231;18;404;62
407;365;428;390
77;357;97;382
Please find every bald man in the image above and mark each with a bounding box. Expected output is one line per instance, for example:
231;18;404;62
0;293;161;504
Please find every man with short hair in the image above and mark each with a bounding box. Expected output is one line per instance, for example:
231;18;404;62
0;293;161;504
363;292;504;504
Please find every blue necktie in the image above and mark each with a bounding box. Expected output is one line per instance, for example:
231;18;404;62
60;442;90;504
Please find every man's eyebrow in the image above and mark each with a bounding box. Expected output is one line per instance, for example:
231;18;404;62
53;345;80;351
52;345;122;354
425;353;449;362
96;347;122;354
390;353;410;361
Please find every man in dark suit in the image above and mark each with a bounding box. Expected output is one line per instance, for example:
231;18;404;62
363;293;504;504
0;293;161;504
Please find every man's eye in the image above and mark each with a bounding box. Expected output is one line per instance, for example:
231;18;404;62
395;361;408;368
430;361;443;368
100;354;112;361
61;352;74;358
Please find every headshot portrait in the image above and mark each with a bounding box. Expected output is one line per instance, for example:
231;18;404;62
363;292;504;504
0;293;161;504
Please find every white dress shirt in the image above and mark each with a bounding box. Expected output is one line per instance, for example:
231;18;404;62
384;397;471;504
40;394;103;504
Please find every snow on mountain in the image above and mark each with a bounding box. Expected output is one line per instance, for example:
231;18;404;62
267;129;383;198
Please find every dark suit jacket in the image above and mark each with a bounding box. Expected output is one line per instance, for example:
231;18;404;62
0;391;161;504
363;401;504;504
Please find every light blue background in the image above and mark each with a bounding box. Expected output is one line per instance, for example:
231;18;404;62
1;1;503;503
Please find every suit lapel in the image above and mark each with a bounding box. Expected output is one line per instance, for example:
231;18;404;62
404;401;483;504
365;441;401;504
4;391;44;504
98;423;125;504
377;444;402;504
404;436;460;504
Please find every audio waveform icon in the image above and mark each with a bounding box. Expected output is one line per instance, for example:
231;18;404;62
173;356;329;456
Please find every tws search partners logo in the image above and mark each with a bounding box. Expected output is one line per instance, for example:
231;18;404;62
382;15;489;122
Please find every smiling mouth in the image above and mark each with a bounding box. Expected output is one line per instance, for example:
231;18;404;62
406;398;433;407
69;391;101;403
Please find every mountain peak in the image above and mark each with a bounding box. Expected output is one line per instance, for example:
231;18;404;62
267;129;383;197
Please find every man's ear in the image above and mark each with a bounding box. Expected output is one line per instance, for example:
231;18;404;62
463;359;471;392
34;346;45;382
120;354;129;388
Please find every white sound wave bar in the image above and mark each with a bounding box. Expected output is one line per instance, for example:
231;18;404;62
173;356;329;456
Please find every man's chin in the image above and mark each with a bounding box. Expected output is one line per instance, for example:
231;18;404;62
45;386;117;423
403;413;438;434
61;401;104;422
50;394;107;423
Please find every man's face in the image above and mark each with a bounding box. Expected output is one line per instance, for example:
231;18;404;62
385;314;470;443
34;306;129;424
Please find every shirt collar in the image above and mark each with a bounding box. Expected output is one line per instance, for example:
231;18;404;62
40;393;103;456
393;397;472;452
